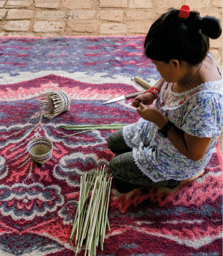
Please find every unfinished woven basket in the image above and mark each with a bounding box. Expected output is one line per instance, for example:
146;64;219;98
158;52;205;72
39;90;71;119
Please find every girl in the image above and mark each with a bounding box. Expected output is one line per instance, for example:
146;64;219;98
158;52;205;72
107;6;223;190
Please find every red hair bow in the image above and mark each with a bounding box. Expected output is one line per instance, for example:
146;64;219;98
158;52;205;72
178;5;190;19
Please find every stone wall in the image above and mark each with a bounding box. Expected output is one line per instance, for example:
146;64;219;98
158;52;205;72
0;0;222;68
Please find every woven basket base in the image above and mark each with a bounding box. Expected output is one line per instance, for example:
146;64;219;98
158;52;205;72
30;145;51;156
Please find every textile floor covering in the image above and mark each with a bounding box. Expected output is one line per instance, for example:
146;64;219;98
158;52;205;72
0;36;222;256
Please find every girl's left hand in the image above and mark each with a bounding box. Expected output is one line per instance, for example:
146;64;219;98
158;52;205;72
137;102;167;128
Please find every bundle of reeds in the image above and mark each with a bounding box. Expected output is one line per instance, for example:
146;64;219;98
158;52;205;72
70;166;112;256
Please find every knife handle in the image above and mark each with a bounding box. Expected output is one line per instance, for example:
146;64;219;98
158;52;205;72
125;91;143;99
134;76;152;89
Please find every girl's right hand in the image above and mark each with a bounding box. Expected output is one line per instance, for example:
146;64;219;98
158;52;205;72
132;92;156;108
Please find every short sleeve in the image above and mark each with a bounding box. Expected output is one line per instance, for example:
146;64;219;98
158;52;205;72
181;93;223;138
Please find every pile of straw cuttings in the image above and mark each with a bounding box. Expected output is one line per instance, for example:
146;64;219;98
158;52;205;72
70;166;112;256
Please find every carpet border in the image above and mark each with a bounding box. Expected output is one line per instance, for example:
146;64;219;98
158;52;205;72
0;35;145;39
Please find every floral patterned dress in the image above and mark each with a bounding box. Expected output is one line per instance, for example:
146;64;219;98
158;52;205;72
123;55;223;182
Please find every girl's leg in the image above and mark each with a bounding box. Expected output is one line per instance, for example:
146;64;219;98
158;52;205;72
107;129;132;154
180;169;205;186
109;151;180;188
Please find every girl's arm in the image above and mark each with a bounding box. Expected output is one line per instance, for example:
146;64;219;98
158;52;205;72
132;77;165;108
165;123;211;161
137;103;211;161
149;77;165;91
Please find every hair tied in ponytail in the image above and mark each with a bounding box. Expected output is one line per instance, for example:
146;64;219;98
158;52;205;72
178;5;190;19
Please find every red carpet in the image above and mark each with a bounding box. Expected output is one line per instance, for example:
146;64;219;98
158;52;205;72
0;36;222;256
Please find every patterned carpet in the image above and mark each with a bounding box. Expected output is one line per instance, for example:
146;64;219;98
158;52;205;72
0;36;222;256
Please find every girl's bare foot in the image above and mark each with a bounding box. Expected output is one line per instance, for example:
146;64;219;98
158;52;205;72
180;169;205;186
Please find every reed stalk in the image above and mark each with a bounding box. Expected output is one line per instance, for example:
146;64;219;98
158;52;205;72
61;123;128;137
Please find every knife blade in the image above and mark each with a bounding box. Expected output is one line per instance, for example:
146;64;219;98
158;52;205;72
102;91;143;105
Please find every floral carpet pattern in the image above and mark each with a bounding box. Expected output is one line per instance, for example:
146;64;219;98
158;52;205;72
0;36;222;256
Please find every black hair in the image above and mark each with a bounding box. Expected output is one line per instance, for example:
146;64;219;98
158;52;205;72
144;8;222;65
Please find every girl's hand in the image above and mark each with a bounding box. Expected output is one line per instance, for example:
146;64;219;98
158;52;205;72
132;92;155;108
137;102;168;128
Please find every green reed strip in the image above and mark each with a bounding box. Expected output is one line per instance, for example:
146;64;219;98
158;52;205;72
61;123;128;137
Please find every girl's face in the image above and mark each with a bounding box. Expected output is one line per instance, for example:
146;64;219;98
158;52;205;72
151;59;179;83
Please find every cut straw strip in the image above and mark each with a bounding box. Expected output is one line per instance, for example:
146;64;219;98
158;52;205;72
62;125;124;137
62;124;128;138
101;177;112;249
87;184;103;252
70;173;95;244
75;176;84;244
61;123;128;129
105;178;112;234
62;126;127;131
96;172;107;246
79;176;99;247
62;129;92;138
77;175;87;243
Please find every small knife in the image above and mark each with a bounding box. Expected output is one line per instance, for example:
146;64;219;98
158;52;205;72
102;91;143;105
